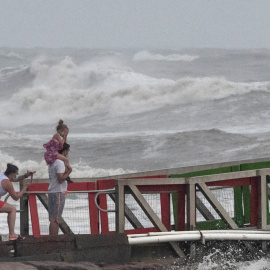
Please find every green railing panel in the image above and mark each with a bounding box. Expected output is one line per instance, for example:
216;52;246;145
240;161;270;171
196;218;239;230
169;166;234;178
231;165;240;172
234;186;244;226
196;220;227;230
172;192;179;230
242;186;250;224
170;165;241;229
169;161;270;230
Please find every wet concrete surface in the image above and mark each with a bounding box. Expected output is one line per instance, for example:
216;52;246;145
0;260;195;270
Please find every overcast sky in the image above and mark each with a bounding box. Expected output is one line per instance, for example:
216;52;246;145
0;0;270;49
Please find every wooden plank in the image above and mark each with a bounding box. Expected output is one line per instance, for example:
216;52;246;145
160;193;170;230
88;192;99;235
187;184;196;230
31;178;97;184
177;186;186;231
118;178;186;186
259;174;268;229
109;193;143;229
196;196;215;221
187;171;258;185
115;183;125;233
99;192;110;233
128;184;185;258
257;168;270;175
87;181;99;235
28;194;41;237
20;181;29;236
206;177;251;187
97;179;116;234
197;183;239;229
187;184;197;261
128;184;170;231
120;170;264;186
172;186;186;231
250;177;259;227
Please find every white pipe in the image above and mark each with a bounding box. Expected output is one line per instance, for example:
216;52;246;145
128;230;270;238
200;230;270;234
128;230;270;245
128;232;201;245
128;231;200;238
202;233;270;241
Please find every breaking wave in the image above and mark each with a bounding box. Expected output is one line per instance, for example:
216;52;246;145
133;50;199;62
0;54;269;127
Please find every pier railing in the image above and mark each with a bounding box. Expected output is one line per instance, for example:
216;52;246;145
11;157;270;256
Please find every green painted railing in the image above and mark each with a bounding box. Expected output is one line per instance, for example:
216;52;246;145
169;161;270;230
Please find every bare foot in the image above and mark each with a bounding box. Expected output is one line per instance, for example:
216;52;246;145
9;233;18;240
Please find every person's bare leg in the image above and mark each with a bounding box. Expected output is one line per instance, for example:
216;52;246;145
0;203;18;239
49;220;59;236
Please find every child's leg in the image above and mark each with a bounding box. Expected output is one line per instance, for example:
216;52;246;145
57;153;69;165
65;163;73;183
56;154;72;183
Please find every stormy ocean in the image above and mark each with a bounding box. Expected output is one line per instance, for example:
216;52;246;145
1;47;270;268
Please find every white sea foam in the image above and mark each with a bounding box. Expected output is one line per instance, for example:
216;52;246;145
0;130;27;140
238;258;270;269
0;150;131;179
0;65;27;76
0;52;268;127
133;50;199;62
0;150;47;178
0;51;25;60
70;160;133;178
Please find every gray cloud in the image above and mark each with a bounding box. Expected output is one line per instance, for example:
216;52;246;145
0;0;270;49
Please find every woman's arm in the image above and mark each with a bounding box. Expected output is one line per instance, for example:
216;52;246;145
1;179;31;201
11;170;36;183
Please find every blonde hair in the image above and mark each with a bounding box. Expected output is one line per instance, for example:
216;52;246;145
56;119;68;132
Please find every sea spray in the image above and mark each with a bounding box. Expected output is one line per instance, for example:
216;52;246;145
197;248;238;270
238;258;270;270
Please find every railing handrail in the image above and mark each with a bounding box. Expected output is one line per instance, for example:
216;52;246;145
115;168;270;186
21;156;270;184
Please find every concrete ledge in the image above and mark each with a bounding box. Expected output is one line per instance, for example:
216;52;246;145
0;234;130;265
0;240;15;258
16;235;76;257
